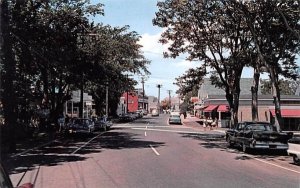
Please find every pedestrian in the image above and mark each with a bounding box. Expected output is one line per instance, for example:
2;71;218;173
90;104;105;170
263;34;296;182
211;118;217;130
207;117;213;130
58;115;65;133
203;117;207;131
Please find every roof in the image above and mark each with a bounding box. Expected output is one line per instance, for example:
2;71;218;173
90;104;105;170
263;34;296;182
198;78;261;100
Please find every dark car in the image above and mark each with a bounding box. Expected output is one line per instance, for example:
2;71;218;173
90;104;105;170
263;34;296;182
67;118;95;134
225;121;293;153
94;116;113;131
94;117;108;131
169;114;182;125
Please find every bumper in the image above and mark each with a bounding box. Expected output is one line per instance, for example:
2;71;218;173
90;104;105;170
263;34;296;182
169;120;182;124
250;141;288;150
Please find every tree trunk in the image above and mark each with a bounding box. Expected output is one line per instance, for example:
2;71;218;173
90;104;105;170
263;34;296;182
233;78;241;126
269;66;282;131
1;0;17;152
251;67;260;121
225;88;234;128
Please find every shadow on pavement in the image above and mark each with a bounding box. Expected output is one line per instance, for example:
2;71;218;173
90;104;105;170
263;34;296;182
3;128;165;175
91;129;165;150
180;132;291;161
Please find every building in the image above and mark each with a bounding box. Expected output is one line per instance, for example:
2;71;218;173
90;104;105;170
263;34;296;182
65;90;94;118
196;78;300;130
148;96;158;113
134;88;148;111
117;89;149;115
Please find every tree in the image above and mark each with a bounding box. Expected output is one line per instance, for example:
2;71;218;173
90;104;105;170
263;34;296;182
235;0;300;130
0;0;18;151
261;78;298;95
0;0;150;147
153;0;252;125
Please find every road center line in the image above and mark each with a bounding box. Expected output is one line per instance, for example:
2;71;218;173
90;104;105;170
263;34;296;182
150;145;160;156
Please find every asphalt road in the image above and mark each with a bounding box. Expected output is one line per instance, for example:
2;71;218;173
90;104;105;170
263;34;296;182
5;114;300;188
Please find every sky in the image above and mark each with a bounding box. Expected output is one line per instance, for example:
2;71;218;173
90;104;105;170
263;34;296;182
91;0;299;100
89;0;201;100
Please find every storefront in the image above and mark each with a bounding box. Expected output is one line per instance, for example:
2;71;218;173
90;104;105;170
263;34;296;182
270;108;300;131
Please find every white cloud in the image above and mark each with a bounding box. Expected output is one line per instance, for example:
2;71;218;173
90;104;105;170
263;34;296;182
174;60;200;70
138;31;170;56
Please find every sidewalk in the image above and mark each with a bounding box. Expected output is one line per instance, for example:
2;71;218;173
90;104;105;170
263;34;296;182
182;114;228;134
1;132;61;162
182;115;300;136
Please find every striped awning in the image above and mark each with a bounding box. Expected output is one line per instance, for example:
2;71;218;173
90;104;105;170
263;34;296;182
217;105;229;112
203;105;218;112
270;109;300;118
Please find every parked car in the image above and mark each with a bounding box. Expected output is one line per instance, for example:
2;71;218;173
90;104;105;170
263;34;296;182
135;110;143;118
118;114;132;123
94;117;108;131
94;116;114;131
287;137;300;165
105;117;113;130
67;118;95;134
168;114;182;125
225;121;293;153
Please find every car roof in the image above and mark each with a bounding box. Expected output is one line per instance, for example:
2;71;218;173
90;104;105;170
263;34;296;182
239;121;270;124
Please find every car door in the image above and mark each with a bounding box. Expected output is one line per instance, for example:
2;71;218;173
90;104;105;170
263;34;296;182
235;123;246;144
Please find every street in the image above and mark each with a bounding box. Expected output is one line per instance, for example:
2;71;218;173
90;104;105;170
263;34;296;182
5;114;300;188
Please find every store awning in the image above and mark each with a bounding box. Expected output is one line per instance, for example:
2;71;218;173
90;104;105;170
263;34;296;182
217;105;229;112
270;109;300;118
203;105;218;112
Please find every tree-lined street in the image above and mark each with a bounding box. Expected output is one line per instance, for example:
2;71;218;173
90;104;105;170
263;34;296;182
5;114;300;188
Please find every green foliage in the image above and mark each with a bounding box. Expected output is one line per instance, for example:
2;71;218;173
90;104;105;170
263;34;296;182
1;0;150;127
260;78;298;95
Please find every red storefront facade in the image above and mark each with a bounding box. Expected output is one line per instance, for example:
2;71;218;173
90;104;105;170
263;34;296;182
122;92;139;112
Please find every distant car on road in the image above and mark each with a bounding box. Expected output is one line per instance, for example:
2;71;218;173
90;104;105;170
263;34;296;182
151;109;159;117
67;118;95;134
168;114;182;125
225;121;293;153
288;137;300;165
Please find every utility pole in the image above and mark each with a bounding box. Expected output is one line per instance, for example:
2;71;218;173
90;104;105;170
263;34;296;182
105;82;109;117
126;74;129;114
167;90;172;110
157;84;162;113
141;76;145;111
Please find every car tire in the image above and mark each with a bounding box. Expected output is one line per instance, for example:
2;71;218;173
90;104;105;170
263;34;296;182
226;136;234;147
242;142;251;153
293;155;300;165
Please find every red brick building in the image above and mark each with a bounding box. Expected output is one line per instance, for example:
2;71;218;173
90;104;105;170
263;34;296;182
122;92;139;112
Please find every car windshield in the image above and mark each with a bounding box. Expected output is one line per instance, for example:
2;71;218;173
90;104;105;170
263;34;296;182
170;115;180;119
250;124;274;131
74;119;89;125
